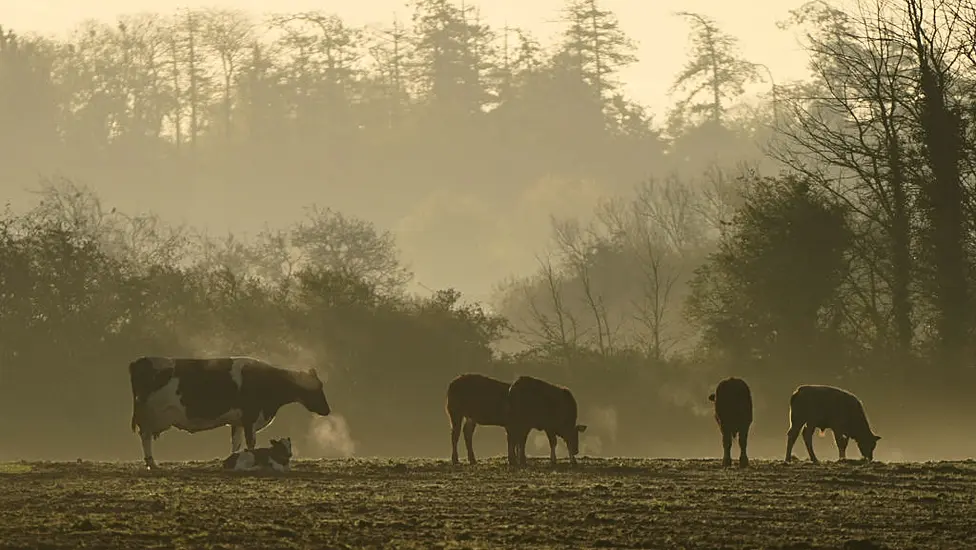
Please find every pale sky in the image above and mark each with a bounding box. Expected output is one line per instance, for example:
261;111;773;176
4;0;815;118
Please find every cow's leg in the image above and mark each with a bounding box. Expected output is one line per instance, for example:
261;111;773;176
785;423;803;463
463;419;478;465
518;429;530;467
140;431;157;470
244;423;257;451
721;428;733;468
801;425;819;464
738;427;750;468
834;431;850;460
505;427;518;466
450;414;463;466
231;425;245;454
545;430;558;465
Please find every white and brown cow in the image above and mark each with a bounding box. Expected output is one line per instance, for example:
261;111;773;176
223;437;294;472
129;356;331;470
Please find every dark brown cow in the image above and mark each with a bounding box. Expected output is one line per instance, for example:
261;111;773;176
506;375;587;467
785;384;881;463
129;356;331;470
446;373;511;465
708;377;753;468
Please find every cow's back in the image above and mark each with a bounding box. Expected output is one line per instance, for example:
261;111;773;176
791;385;867;429
129;357;176;403
446;373;510;426
714;377;752;429
508;375;578;430
172;357;252;419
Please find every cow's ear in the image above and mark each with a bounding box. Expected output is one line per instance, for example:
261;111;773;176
577;424;587;433
874;435;882;441
708;393;716;402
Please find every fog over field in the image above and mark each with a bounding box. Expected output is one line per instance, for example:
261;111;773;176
3;0;976;466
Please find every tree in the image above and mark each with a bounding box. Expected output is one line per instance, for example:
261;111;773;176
201;8;254;142
670;12;760;128
772;0;918;365
687;173;853;382
904;0;970;372
558;0;637;101
291;206;412;295
410;0;496;120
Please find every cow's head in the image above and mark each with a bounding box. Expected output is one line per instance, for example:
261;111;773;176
270;437;293;460
298;368;332;416
565;424;588;456
857;434;881;461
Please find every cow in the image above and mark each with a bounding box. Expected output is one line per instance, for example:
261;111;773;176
506;375;587;467
446;373;511;465
223;437;293;472
708;377;753;468
785;384;881;464
129;356;331;470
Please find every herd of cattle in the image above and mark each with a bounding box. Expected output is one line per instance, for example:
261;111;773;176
128;356;882;471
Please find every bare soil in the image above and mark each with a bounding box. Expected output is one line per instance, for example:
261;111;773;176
0;458;972;549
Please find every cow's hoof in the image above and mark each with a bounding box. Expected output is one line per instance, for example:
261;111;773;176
739;458;750;468
722;458;732;468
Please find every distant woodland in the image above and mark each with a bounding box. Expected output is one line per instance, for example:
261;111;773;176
2;0;976;461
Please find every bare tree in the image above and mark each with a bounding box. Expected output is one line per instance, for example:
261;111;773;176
518;253;579;360
552;217;615;356
771;0;918;363
201;8;254;142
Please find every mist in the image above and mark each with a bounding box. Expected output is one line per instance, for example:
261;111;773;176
2;0;976;465
306;416;357;459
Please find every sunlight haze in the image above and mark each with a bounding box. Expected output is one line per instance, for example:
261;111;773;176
3;0;813;301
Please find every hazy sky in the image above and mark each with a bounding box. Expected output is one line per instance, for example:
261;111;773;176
5;0;814;118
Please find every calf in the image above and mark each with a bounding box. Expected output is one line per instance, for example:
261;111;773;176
223;437;293;472
785;384;881;463
709;377;753;468
506;375;587;467
446;373;511;465
129;356;331;470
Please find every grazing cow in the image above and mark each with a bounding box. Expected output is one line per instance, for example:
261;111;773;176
223;437;293;472
446;373;511;465
129;356;331;470
785;384;881;463
506;375;587;467
709;377;753;468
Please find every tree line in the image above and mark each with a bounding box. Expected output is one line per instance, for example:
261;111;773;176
5;0;976;461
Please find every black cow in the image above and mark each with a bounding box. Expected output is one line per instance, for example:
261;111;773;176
129;356;331;470
446;373;511;465
708;377;753;468
786;384;881;463
506;375;587;467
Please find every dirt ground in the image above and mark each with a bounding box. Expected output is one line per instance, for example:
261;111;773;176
0;457;973;549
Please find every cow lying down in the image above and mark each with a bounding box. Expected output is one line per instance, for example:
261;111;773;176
223;437;293;472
